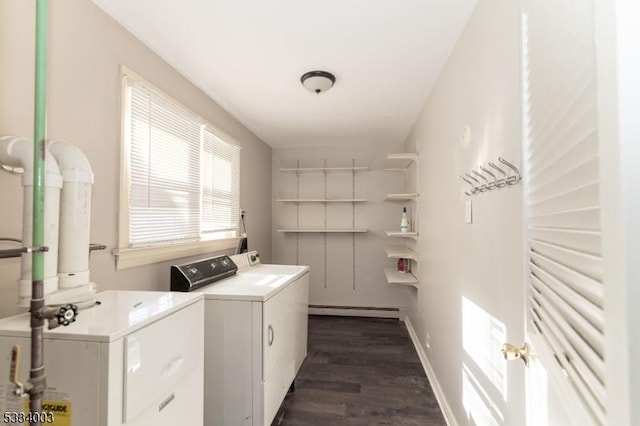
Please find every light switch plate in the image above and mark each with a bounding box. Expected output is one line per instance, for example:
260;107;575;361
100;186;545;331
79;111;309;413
465;199;472;224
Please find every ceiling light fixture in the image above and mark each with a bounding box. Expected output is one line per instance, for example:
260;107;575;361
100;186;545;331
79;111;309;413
300;71;336;94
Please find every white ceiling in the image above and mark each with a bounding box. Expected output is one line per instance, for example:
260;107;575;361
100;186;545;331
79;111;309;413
92;0;476;148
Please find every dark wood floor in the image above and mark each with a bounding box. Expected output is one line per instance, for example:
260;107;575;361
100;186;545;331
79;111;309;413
272;315;447;426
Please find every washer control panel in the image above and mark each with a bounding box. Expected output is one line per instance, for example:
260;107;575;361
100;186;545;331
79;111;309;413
170;255;238;292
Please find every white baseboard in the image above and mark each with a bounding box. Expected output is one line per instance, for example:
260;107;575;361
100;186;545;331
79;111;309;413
309;305;400;319
404;316;459;426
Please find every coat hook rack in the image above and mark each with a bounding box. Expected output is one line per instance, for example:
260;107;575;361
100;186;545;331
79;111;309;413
460;157;521;196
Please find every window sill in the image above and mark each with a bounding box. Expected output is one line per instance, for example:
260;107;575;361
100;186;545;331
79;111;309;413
112;237;239;270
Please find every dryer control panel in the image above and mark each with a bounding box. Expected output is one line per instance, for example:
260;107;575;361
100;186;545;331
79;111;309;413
171;255;238;292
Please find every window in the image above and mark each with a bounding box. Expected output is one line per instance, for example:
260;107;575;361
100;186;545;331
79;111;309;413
115;69;240;269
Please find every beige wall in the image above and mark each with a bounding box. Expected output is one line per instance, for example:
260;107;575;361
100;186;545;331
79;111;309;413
405;0;526;424
0;0;272;317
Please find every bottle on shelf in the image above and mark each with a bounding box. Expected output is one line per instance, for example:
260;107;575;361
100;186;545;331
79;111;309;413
397;258;405;273
400;207;410;232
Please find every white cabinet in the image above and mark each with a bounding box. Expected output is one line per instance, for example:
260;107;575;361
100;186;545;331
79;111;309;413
0;291;204;426
203;271;309;426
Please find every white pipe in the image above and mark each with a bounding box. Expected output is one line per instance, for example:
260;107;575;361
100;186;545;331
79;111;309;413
0;136;62;306
48;140;94;292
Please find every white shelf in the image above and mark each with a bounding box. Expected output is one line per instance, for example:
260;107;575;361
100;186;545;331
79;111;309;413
383;152;419;290
384;268;418;287
277;229;368;233
383;153;418;170
384;193;419;202
384;246;419;261
385;231;418;239
276;199;367;203
279;167;368;172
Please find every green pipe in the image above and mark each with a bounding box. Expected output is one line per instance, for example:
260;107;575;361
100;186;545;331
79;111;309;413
30;0;48;421
33;0;47;276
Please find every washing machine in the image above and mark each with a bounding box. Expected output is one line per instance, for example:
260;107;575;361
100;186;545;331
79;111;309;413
171;251;309;426
0;290;204;426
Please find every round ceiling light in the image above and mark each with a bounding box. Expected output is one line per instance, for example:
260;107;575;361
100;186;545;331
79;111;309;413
300;71;336;94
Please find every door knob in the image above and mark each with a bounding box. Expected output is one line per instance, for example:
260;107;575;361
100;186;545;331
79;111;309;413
501;342;530;367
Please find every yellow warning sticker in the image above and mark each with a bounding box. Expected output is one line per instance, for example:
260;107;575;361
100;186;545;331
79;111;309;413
21;399;72;426
42;400;72;426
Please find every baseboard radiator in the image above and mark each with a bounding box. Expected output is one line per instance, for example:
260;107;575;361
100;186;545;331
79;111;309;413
308;305;401;319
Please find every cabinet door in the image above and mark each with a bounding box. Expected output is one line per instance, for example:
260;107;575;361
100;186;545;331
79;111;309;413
204;300;253;426
262;275;310;426
262;284;295;382
0;336;103;426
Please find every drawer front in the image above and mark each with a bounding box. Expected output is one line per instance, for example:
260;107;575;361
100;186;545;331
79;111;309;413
123;302;203;424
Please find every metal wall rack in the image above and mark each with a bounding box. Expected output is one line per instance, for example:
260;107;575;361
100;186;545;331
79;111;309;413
460;157;522;196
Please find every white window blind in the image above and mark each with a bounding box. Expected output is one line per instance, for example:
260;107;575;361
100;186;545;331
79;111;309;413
202;128;240;235
124;77;240;247
523;1;604;424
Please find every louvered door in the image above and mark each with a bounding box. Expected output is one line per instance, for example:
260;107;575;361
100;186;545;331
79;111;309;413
522;0;605;424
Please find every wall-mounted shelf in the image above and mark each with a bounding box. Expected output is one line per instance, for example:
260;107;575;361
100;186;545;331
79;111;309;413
383;150;419;288
384;268;418;287
277;159;366;292
279;166;368;172
383;153;418;170
384;193;419;202
276;199;367;203
277;229;368;233
385;231;418;239
384;246;418;261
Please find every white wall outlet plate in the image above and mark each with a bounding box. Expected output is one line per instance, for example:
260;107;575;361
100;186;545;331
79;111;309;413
465;199;473;224
460;125;471;148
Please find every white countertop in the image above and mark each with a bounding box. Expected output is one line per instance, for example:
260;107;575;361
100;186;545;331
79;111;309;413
194;263;309;302
0;290;203;343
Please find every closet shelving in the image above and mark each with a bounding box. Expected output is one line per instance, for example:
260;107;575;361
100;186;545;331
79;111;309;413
384;268;418;287
276;163;368;234
276;199;367;203
384;245;418;260
383;153;418;171
383;152;419;287
277;160;366;289
279;166;368;172
385;231;418;239
277;228;368;233
384;193;418;202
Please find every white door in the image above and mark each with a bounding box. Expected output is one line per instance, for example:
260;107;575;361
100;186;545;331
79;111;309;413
516;0;628;425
